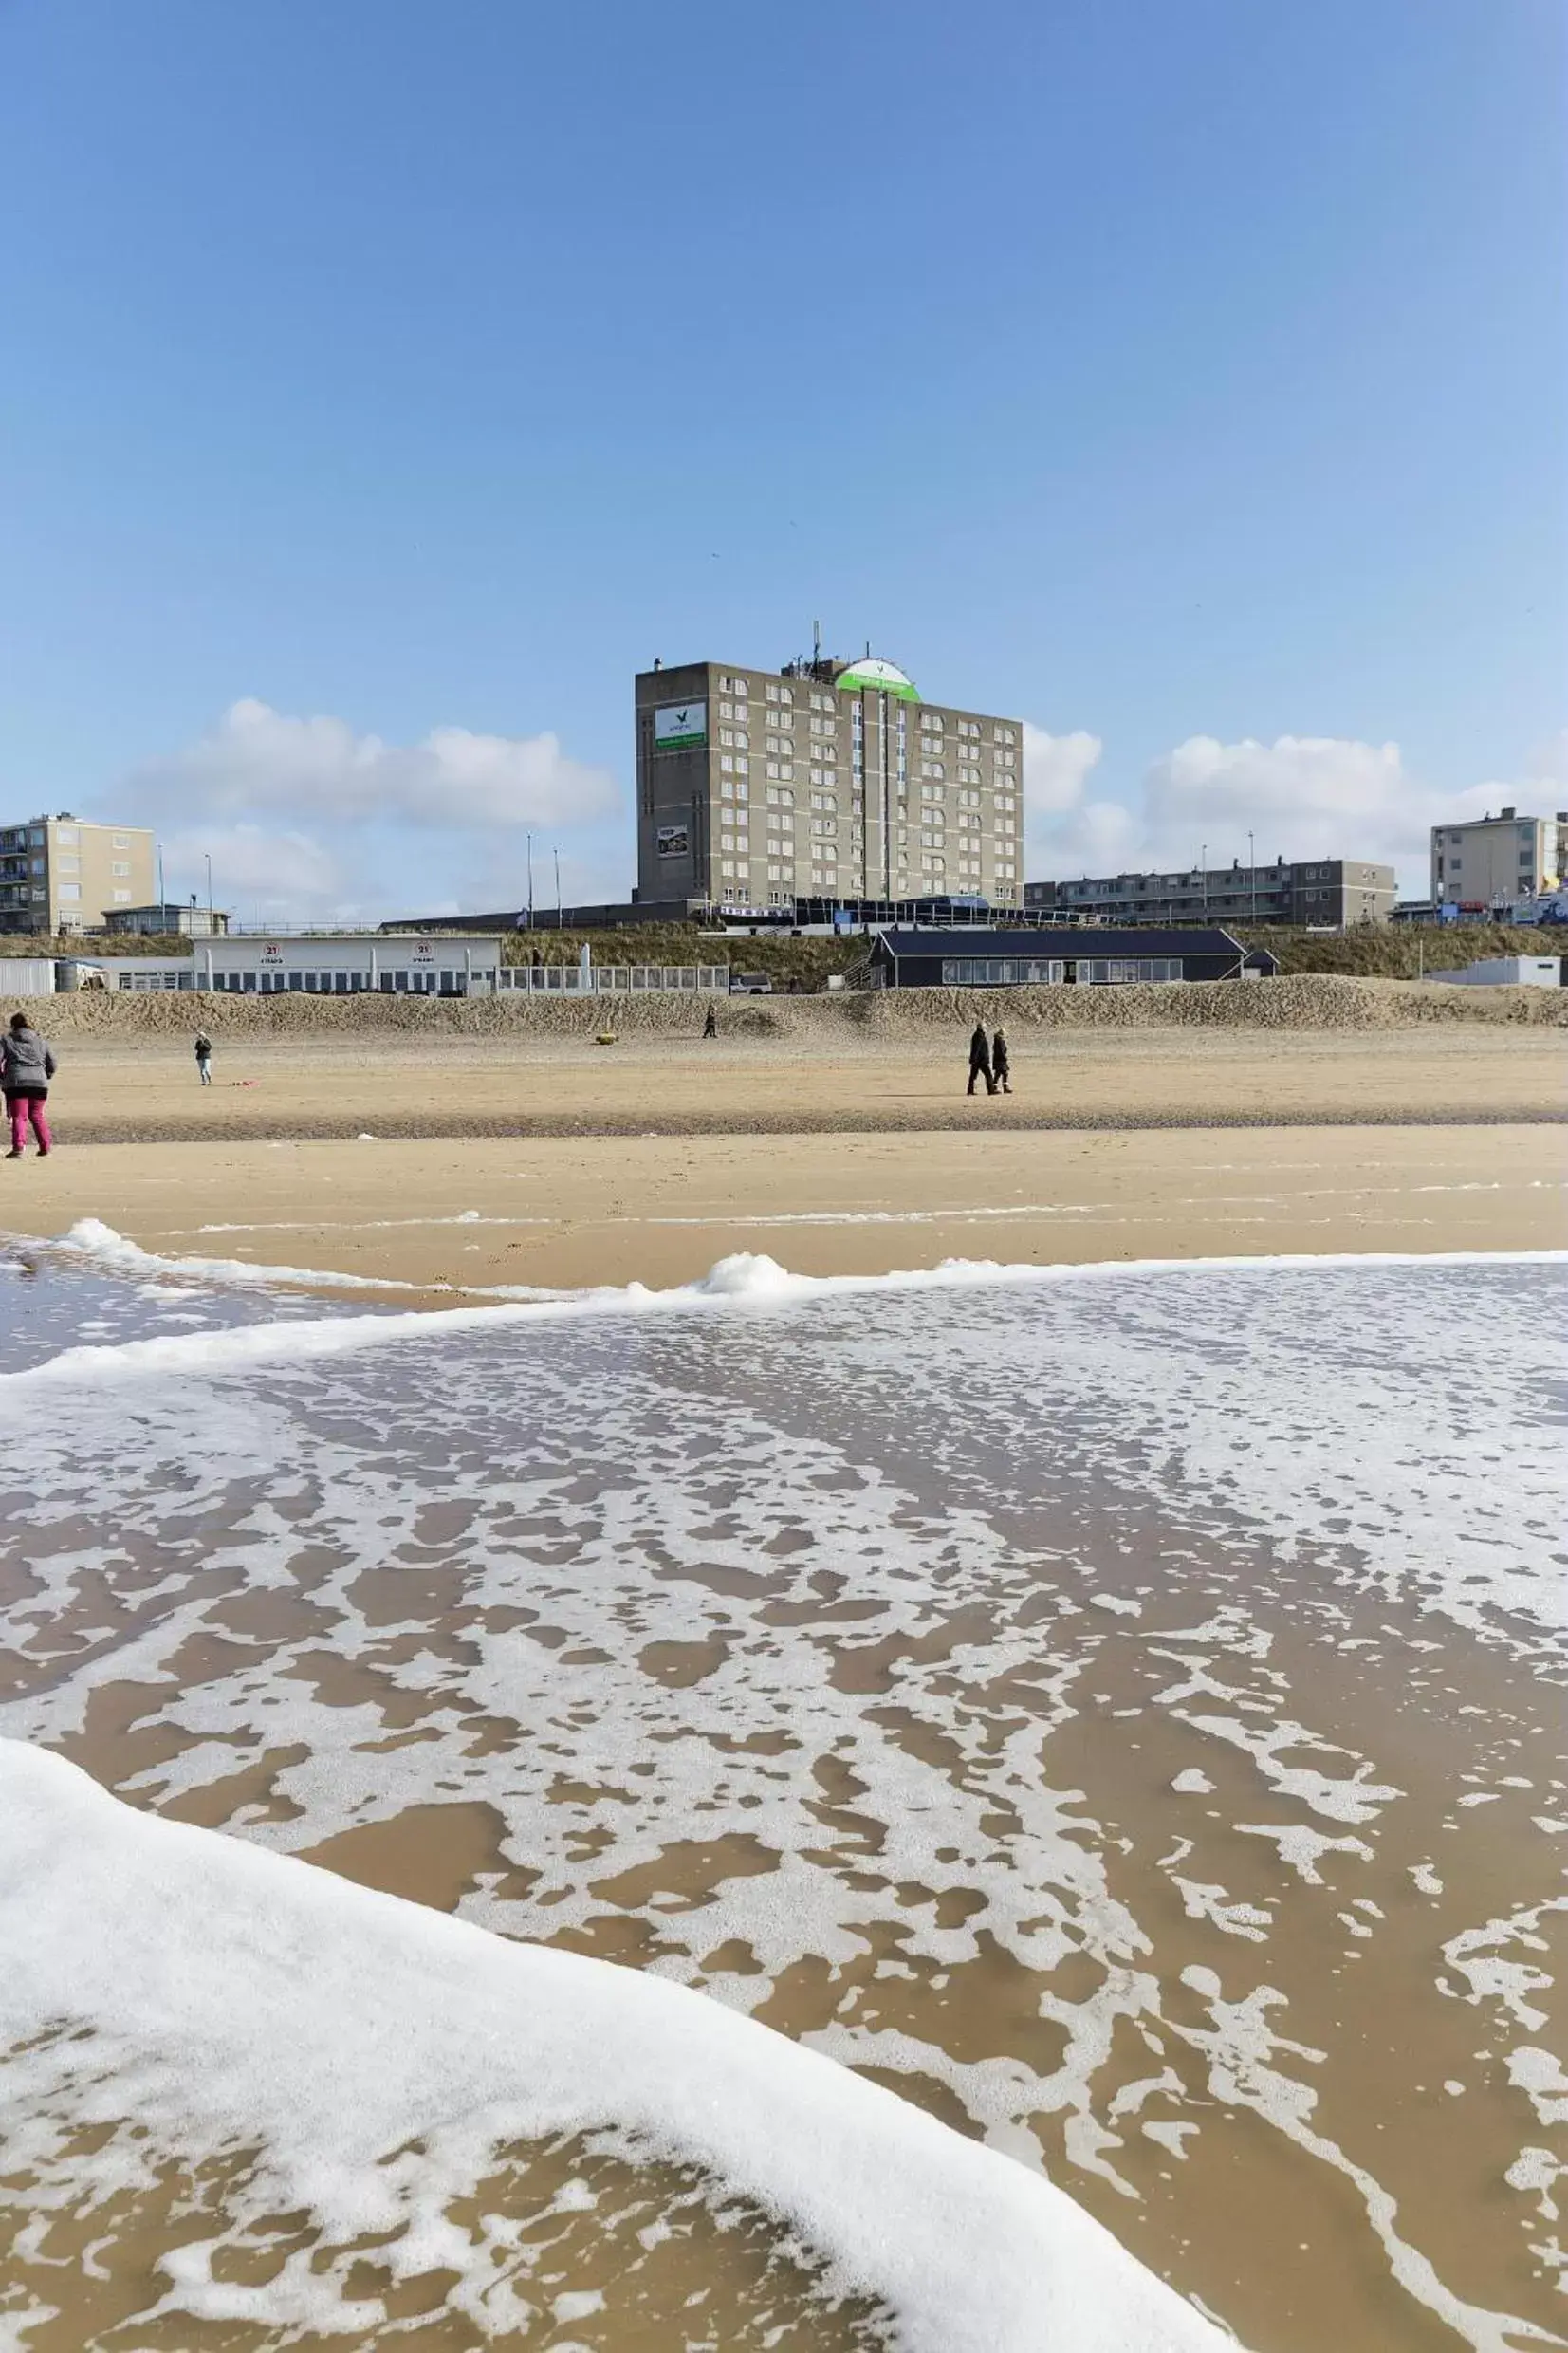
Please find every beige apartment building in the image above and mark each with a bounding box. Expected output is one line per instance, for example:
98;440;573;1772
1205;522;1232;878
635;651;1024;911
0;814;157;935
1430;806;1568;913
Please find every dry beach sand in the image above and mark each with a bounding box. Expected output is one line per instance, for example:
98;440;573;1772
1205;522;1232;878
3;1010;1563;1287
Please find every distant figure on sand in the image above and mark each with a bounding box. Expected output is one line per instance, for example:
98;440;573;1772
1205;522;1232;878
992;1027;1011;1094
703;1004;718;1039
967;1020;995;1096
2;1013;55;1158
194;1030;213;1085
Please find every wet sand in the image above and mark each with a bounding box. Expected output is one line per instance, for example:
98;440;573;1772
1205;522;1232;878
2;1259;1565;2348
8;1123;1566;1293
3;1032;1565;2349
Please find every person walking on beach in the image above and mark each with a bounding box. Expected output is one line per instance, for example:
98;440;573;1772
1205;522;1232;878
992;1027;1011;1095
2;1012;55;1158
967;1019;995;1096
194;1029;213;1085
703;1004;718;1040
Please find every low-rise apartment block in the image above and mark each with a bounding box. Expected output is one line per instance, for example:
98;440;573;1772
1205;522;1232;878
1025;855;1394;928
635;652;1024;912
1430;808;1568;912
0;814;156;934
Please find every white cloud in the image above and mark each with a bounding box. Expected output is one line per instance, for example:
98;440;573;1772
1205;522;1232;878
1024;726;1568;893
1142;735;1408;863
130;698;619;831
1021;725;1103;813
157;824;345;918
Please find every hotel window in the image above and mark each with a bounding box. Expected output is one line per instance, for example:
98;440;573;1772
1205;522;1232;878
765;733;792;755
112;833;132;848
810;792;837;812
766;786;794;806
110;862;131;876
920;784;944;803
993;726;1017;745
57;856;80;873
720;859;736;877
809;691;832;712
995;749;1016;769
112;889;131;903
55;826;78;844
719;728;735;746
57;881;81;900
920;759;945;779
779;686;794;705
809;715;835;738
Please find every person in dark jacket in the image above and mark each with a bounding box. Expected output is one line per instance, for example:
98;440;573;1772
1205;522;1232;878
194;1030;213;1085
967;1020;995;1096
2;1013;55;1158
992;1027;1011;1094
703;1004;718;1039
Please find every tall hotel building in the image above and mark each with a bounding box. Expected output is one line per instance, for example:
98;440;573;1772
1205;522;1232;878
635;653;1024;910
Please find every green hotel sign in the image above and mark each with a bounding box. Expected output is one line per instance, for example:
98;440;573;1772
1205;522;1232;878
653;701;707;750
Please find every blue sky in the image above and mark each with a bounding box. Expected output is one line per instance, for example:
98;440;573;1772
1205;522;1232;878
0;0;1562;915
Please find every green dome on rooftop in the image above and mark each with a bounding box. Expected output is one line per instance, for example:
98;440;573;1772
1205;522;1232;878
835;656;920;701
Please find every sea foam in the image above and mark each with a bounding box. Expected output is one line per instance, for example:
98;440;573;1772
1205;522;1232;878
0;1739;1229;2352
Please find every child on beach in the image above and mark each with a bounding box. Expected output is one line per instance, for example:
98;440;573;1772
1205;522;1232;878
2;1012;55;1158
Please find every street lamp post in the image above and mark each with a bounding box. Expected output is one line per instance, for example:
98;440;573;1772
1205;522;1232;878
553;847;562;928
526;833;534;928
205;854;213;933
1248;831;1256;921
1200;843;1208;917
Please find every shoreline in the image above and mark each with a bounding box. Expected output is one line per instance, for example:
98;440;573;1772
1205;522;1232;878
32;1102;1568;1144
9;1121;1563;1296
